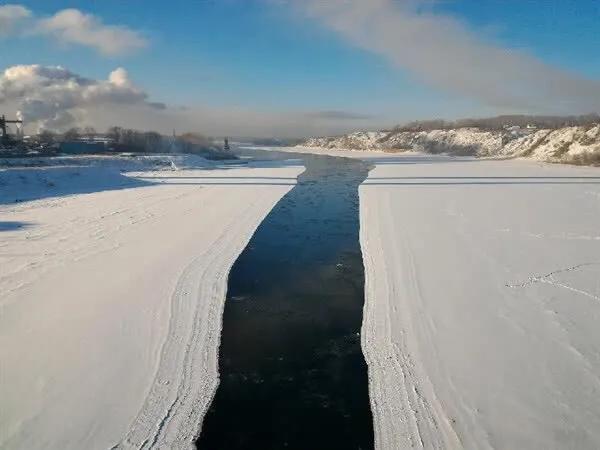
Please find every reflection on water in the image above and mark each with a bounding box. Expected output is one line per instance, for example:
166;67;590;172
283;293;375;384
197;150;374;450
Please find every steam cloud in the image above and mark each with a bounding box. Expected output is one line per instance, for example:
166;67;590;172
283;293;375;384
299;0;600;113
0;65;164;131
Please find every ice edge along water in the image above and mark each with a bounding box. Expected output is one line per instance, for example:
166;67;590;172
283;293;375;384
359;181;462;450
115;200;259;449
115;174;304;450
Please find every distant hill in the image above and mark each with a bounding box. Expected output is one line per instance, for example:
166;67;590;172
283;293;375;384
300;118;600;165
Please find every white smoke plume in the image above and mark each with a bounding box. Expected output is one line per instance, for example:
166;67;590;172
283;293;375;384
0;65;165;131
298;0;600;113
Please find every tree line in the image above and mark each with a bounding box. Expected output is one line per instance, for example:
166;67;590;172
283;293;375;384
34;126;220;155
391;114;600;132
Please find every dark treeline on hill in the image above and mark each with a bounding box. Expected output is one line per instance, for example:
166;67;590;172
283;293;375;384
32;126;219;154
106;126;163;152
109;128;236;159
106;127;231;159
392;114;600;132
31;126;216;153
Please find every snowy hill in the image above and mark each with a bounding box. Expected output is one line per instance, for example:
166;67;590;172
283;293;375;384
301;124;600;164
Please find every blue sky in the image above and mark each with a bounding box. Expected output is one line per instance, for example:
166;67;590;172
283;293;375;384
1;0;599;136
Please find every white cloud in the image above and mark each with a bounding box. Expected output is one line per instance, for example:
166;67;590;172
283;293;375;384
0;65;163;131
0;4;147;56
0;4;31;35
297;0;600;114
35;9;147;56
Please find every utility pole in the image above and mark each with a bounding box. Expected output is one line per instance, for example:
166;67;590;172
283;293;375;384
0;115;24;142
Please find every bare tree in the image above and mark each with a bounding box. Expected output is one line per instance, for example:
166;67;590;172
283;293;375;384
82;126;97;138
106;126;123;143
37;130;56;145
63;127;80;141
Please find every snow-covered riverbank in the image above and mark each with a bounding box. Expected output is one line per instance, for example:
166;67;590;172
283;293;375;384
0;155;304;450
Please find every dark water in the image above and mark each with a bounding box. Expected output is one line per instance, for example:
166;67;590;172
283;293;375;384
197;150;374;450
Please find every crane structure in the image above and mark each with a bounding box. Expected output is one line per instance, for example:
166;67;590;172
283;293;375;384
0;114;24;142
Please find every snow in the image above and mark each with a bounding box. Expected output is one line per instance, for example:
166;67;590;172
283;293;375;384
0;155;304;450
508;125;600;162
303;131;388;150
4;146;600;449
359;156;600;449
301;125;600;164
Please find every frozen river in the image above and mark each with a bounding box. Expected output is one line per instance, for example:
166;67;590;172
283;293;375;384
198;150;373;449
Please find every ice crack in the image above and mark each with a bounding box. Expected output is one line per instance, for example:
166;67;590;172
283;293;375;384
506;263;600;302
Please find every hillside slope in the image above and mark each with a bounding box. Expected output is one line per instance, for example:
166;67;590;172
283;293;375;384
301;125;600;164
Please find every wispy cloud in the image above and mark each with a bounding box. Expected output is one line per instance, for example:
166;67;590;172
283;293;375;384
0;4;147;56
35;9;147;56
297;0;600;113
305;110;374;120
0;4;31;36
